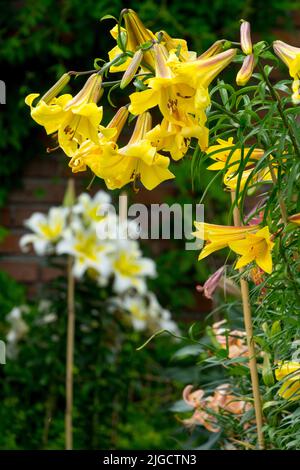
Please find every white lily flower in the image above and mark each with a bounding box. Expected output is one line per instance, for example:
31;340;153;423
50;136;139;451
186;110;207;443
73;191;112;225
112;239;156;294
6;306;29;358
122;295;149;331
20;207;68;255
112;291;178;333
56;226;113;279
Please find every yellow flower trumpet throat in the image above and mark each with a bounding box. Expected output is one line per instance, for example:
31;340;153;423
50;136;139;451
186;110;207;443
97;112;175;191
68;106;129;174
194;222;274;273
25;73;104;155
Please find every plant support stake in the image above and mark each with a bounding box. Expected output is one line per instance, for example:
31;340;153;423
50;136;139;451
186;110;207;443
64;179;76;450
231;191;265;449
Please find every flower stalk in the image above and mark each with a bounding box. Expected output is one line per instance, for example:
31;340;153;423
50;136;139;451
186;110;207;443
64;179;76;450
231;190;265;450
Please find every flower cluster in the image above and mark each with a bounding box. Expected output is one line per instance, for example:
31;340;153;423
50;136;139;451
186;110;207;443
20;190;178;333
182;383;252;433
25;9;238;192
24;10;300;277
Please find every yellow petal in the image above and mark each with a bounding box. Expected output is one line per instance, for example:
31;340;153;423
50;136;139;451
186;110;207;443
129;89;159;115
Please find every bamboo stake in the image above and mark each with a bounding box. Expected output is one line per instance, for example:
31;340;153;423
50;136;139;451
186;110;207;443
64;179;76;450
65;254;75;450
231;191;265;449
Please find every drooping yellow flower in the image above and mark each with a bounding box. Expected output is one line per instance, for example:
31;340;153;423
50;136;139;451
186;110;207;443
68;106;128;174
168;47;237;91
273;40;300;104
57;74;103;155
129;45;236;129
275;362;300;401
205;138;274;192
129;43;231;152
228;226;274;273
194;222;274;273
224;165;274;191
194;222;258;259
26;74;104;155
146;113;208;160
90;112;175;191
129;44;204;120
205;138;264;171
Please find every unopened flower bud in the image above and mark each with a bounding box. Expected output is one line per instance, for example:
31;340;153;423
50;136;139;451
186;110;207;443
199;40;225;59
41;73;71;103
240;20;252;55
236;54;255;86
120;49;143;89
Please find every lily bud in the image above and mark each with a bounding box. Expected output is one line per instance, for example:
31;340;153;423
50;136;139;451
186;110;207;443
41;73;71;104
198;40;225;60
128;112;152;144
122;9;155;69
64;73;103;110
120;49;143;89
103;106;129;141
236;54;255;86
240;20;252;55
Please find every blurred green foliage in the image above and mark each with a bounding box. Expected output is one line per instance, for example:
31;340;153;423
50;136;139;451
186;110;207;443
0;272;189;450
1;0;299;203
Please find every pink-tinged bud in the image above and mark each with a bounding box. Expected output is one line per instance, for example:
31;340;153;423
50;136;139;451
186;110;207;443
236;54;255;86
120;49;143;89
240;20;252;55
198;40;224;60
288;212;300;225
41;73;70;103
196;266;225;299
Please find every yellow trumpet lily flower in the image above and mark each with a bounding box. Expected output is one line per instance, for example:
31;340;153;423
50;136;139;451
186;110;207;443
68;106;128;174
194;222;274;273
194;221;258;259
146;112;209;160
206;137;264;171
83;112;174;191
228;226;274;273
26;73;104;155
273;40;300;104
275;362;300;401
224;165;274;191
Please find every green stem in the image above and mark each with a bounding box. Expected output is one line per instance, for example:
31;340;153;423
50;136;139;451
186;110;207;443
211;100;240;123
